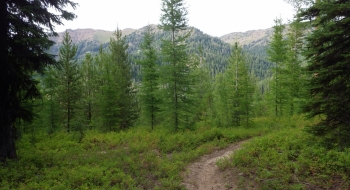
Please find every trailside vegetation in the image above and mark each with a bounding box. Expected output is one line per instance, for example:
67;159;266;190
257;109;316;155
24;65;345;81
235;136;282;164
1;0;350;189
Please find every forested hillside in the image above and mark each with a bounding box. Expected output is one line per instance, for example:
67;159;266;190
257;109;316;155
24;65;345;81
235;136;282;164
49;25;273;80
2;0;350;189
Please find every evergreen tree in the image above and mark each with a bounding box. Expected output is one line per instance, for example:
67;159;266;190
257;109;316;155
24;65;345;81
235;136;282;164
41;66;61;134
192;46;214;124
109;28;138;130
159;0;196;131
81;53;96;129
300;0;350;147
0;0;76;161
233;43;255;127
216;42;254;127
137;26;160;130
56;31;82;133
285;19;307;115
267;18;288;116
95;49;121;131
213;73;230;127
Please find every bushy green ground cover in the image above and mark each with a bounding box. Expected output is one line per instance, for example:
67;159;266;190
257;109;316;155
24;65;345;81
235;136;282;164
0;122;270;189
218;115;350;189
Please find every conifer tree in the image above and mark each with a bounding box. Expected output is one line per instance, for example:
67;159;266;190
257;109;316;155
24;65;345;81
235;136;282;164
300;0;350;147
111;28;138;129
56;31;82;133
81;53;96;129
192;46;214;124
217;42;254;127
159;0;196;131
0;0;77;162
233;43;255;127
267;18;288;116
95;49;121;131
213;73;230;127
285;19;307;115
41;66;61;134
137;26;160;130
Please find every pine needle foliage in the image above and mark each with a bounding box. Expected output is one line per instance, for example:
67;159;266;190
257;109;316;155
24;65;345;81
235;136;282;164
300;0;350;148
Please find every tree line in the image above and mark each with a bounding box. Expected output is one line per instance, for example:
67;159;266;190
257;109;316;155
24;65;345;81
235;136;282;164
2;0;350;161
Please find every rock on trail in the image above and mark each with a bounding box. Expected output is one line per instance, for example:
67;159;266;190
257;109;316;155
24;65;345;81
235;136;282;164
182;140;248;190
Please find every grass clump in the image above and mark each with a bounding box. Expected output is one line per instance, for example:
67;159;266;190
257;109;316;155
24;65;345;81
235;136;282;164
222;116;350;189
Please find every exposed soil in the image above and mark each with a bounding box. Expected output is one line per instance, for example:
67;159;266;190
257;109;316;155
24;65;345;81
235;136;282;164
182;140;251;190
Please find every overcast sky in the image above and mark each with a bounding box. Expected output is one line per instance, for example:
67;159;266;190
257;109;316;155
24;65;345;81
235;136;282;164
55;0;296;37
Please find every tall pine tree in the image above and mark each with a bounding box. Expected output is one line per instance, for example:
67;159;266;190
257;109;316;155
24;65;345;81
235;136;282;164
96;48;121;131
56;31;81;133
267;18;288;116
81;53;97;129
137;26;160;130
159;0;196;131
41;65;61;134
109;28;138;130
215;42;254;127
300;0;350;148
0;0;77;162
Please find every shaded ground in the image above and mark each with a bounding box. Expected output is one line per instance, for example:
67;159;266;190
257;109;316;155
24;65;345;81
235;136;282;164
182;140;252;190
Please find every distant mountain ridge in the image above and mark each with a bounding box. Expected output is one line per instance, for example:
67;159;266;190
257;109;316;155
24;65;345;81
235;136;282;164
52;28;136;44
50;25;274;57
49;25;274;80
220;28;273;46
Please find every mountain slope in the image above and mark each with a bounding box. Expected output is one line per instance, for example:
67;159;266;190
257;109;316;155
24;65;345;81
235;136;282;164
220;28;273;59
49;26;273;80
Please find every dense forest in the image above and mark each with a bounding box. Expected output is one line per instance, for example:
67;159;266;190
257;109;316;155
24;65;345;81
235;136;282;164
1;0;350;189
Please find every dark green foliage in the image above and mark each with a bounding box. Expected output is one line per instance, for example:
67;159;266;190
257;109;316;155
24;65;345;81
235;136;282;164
300;0;350;148
56;31;82;133
191;47;215;124
214;43;254;127
95;29;138;132
137;26;161;129
95;49;121;131
109;29;139;130
41;66;61;134
267;18;289;116
0;0;77;161
159;0;197;131
285;20;307;115
81;53;97;130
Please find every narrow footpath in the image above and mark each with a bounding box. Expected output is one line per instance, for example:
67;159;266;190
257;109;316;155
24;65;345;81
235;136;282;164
182;140;248;190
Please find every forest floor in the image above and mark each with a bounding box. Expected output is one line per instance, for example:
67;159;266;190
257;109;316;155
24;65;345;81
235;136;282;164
182;139;257;190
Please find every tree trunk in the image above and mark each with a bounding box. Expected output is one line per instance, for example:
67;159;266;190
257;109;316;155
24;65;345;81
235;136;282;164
0;0;17;162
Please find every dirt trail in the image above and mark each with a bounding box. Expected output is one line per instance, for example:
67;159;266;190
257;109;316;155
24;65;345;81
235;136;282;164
182;140;248;190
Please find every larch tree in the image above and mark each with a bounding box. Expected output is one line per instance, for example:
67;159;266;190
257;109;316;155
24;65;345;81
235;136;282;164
267;18;288;117
108;28;138;130
159;0;196;131
214;73;230;127
95;48;121;132
192;46;214;124
218;42;254;127
0;0;77;161
137;26;161;130
56;31;82;133
81;53;96;130
41;65;61;134
232;42;254;127
300;0;350;148
285;19;307;115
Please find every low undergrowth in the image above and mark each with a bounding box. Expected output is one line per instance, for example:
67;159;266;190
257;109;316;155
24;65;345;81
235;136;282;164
218;115;350;189
0;121;271;189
